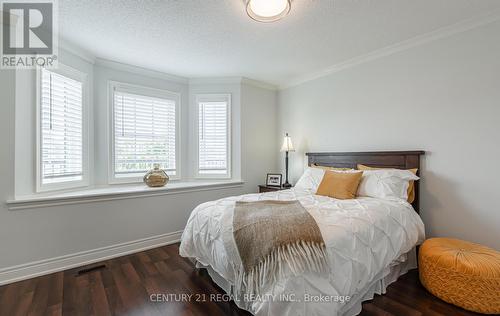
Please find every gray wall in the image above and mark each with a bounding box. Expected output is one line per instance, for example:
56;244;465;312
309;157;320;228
241;83;279;185
0;69;16;266
278;21;500;249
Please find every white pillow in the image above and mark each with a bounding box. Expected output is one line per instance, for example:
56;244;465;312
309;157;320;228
357;169;419;200
294;167;357;192
294;167;325;191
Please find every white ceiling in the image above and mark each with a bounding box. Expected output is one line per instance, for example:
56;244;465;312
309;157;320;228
59;0;500;87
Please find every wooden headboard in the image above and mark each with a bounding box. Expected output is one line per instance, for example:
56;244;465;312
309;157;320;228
306;151;425;212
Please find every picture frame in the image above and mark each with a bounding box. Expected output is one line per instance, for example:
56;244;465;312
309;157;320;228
266;173;282;187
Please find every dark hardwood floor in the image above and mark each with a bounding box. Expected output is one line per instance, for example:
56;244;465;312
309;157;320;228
0;243;484;316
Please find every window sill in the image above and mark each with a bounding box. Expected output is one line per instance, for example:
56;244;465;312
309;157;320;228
7;180;245;210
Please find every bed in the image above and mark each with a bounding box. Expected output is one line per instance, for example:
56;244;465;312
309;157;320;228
180;151;425;316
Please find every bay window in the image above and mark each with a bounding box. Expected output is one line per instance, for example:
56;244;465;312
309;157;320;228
109;82;180;183
195;94;231;178
37;65;89;192
32;70;236;198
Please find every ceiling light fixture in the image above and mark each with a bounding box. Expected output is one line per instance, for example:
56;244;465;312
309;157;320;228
246;0;291;23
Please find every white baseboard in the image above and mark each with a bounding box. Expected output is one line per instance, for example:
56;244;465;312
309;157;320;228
0;230;183;286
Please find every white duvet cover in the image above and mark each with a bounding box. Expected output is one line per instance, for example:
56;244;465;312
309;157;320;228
179;188;425;315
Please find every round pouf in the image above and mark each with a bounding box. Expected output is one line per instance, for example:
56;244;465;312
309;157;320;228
419;238;500;314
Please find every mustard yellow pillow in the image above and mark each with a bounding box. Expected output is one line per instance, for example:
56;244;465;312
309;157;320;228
311;164;353;171
357;164;418;203
316;170;363;200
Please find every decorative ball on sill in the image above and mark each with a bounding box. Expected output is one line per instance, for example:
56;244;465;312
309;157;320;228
143;163;169;187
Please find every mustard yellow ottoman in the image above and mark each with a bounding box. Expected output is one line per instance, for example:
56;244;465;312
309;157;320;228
419;238;500;314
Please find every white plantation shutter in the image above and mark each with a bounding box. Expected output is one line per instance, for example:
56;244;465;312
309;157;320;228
40;69;84;185
198;96;230;177
113;90;177;177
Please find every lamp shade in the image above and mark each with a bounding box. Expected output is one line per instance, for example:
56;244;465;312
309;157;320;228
280;133;295;152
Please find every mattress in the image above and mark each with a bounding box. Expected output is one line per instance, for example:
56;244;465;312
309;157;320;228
179;188;425;315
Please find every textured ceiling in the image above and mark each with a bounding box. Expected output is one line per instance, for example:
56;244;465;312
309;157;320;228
59;0;500;87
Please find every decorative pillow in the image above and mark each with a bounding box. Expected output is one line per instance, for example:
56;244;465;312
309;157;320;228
316;170;363;200
311;164;353;171
357;164;418;203
357;169;419;200
294;167;326;192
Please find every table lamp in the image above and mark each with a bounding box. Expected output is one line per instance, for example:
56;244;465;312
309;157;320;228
280;133;295;188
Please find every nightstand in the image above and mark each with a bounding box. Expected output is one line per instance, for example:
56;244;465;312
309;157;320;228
258;185;290;193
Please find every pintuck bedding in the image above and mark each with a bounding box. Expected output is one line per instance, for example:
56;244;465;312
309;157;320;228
179;188;425;316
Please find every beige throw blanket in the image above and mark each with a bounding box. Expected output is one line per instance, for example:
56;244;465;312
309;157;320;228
232;200;328;294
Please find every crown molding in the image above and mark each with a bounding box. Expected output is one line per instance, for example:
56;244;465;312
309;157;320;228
189;76;243;85
281;11;500;90
241;77;278;91
189;76;278;90
58;39;96;64
33;38;191;85
95;58;189;84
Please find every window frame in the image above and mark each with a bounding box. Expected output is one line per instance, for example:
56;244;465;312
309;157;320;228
36;64;90;192
194;93;232;179
108;81;181;184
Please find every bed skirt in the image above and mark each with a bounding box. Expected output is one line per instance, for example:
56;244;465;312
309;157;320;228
196;248;418;316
